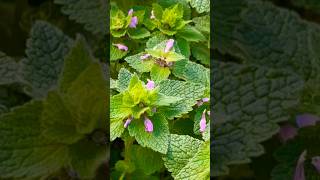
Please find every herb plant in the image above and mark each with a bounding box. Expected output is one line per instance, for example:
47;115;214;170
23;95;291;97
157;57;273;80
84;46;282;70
110;0;210;179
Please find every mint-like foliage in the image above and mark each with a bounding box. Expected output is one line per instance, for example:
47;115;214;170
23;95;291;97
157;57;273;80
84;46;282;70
110;0;210;179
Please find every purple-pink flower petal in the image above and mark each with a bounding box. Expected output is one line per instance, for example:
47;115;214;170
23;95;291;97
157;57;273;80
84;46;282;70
140;54;151;60
146;79;155;90
114;44;128;51
164;39;175;53
144;117;153;132
129;16;138;28
200;110;207;133
294;150;307;180
278;124;298;143
124;116;133;128
128;9;134;16
296;113;319;128
312;156;320;173
202;98;210;102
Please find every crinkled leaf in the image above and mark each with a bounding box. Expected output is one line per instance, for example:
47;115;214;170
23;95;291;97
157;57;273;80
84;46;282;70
190;0;210;13
0;52;20;85
117;68;133;92
128;113;169;154
212;61;304;176
0;101;69;179
164;134;209;180
54;0;107;34
110;118;125;141
21;21;72;98
191;43;210;65
125;53;154;73
193;15;210;33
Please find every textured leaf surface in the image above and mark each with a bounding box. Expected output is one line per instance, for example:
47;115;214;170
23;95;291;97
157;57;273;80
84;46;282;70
128;113;169;154
0;101;69;178
190;0;210;13
54;0;107;34
214;0;320;80
0;52;20;85
21;21;72;98
212;61;304;176
164;134;209;180
117;68;133;92
111;45;128;61
125;53;154;73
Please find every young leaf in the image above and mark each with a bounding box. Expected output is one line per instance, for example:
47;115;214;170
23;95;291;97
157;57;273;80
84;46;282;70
59;35;93;93
128;113;169;154
111;45;128;61
150;65;170;82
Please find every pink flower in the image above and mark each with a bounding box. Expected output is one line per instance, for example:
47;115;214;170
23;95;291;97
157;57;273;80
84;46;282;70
113;44;128;51
124;116;133;128
200;110;207;133
197;97;210;107
128;9;134;16
164;39;174;53
150;10;155;19
144;117;153;132
129;16;138;28
278;124;298;143
140;54;151;60
202;98;209;102
296;114;319;128
294;150;307;180
312;156;320;173
146;79;155;90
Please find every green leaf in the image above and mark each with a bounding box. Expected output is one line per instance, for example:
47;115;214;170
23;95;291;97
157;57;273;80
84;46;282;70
193;15;210;33
129;145;164;175
164;134;209;180
152;3;163;19
128;113;169;154
117;68;133;92
0;101;69;179
0;52;20;85
41;91;83;144
125;53;154;73
212;61;304;176
111;45;128;61
59;35;93;93
54;0;107;34
158;80;205;101
150;65;170;82
110;118;125;141
110;94;131;120
64;63;107;134
190;0;210;13
68;139;106;179
128;28;151;39
21;21;72;98
177;26;206;42
191;43;210;65
176;38;191;58
146;33;167;49
155;93;182;106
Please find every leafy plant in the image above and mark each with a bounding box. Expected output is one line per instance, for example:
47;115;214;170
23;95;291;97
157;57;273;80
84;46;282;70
110;0;210;179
